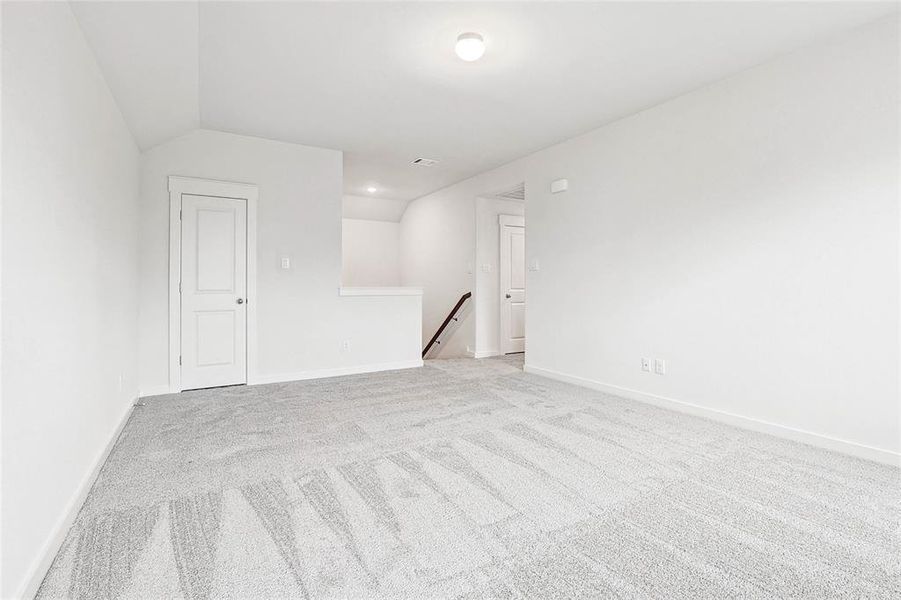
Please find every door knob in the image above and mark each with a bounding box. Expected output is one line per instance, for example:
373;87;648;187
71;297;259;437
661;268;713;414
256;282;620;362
236;298;244;304
505;293;511;299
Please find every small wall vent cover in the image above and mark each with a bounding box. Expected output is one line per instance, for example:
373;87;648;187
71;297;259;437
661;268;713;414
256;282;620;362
494;183;525;201
411;157;440;167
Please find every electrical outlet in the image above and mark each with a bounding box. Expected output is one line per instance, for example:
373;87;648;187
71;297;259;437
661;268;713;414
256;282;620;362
641;358;650;372
341;340;350;353
654;358;666;375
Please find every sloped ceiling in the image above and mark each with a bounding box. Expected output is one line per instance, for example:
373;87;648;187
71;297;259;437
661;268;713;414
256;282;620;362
71;1;200;150
72;1;897;203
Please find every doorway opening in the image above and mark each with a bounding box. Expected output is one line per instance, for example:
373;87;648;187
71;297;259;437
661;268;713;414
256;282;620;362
473;182;525;362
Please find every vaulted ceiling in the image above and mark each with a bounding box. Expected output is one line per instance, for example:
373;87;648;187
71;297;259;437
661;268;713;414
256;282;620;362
72;1;896;203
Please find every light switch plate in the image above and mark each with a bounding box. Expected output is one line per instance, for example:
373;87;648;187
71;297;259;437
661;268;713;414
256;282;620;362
654;358;666;375
280;256;291;269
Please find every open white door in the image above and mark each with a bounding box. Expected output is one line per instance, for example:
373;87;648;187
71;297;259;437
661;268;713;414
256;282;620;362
180;194;248;390
499;215;525;354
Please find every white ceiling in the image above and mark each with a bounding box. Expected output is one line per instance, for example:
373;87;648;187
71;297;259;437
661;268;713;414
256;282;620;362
71;1;199;150
72;1;896;203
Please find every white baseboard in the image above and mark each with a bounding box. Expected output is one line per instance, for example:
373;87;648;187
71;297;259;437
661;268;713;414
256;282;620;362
138;385;172;398
139;360;425;396
524;364;900;467
17;399;136;600
250;358;423;385
473;350;501;359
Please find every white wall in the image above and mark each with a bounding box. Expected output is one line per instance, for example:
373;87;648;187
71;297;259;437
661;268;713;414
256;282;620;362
342;218;401;287
399;190;476;357
475;197;525;357
139;129;421;393
1;3;141;597
343;194;408;222
403;17;900;461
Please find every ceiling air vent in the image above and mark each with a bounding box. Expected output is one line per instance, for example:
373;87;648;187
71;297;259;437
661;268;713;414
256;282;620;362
411;157;440;167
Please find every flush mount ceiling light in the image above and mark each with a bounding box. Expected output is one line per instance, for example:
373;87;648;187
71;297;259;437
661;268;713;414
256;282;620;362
366;186;377;193
455;32;485;62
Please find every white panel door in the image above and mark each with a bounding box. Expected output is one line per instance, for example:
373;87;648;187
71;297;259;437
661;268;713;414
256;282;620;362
500;216;525;354
180;194;247;390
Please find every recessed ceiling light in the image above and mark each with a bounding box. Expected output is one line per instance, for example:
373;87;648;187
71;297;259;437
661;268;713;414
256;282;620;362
455;32;485;62
366;186;377;193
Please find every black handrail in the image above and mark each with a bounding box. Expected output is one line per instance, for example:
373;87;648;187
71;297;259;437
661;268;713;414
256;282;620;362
422;292;471;358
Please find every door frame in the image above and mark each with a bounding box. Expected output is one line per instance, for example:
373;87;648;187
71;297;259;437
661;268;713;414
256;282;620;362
168;175;258;393
498;214;525;354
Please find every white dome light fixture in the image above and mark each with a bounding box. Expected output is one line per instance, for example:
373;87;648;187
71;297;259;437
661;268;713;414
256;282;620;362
455;32;485;62
366;186;377;193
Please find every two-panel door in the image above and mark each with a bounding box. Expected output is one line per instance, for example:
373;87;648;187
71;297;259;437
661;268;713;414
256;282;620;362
500;215;525;354
180;194;247;390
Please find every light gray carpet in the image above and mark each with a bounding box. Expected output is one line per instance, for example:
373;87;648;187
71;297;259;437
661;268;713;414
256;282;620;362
38;355;900;599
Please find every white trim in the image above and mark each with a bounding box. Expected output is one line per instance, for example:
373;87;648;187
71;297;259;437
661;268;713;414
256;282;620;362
339;287;423;297
168;176;258;394
138;385;174;398
17;400;135;599
524;364;900;467
463;346;496;359
168;175;257;197
250;359;423;385
499;214;525;227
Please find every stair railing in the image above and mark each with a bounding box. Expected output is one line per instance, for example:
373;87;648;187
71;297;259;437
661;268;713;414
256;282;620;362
422;292;471;358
